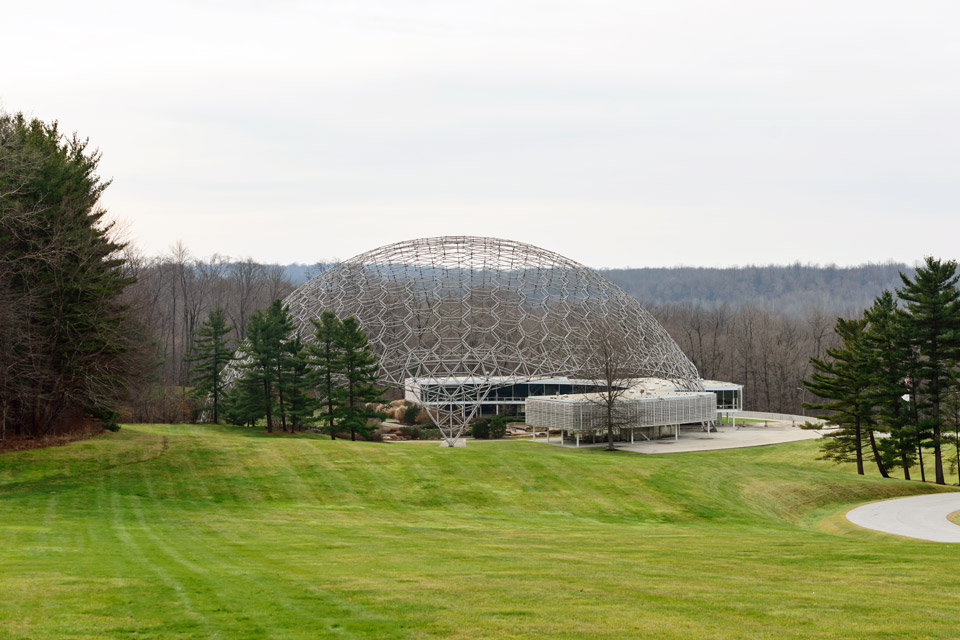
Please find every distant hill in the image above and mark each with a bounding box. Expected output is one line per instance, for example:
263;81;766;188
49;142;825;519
601;263;913;316
280;263;333;284
281;261;914;317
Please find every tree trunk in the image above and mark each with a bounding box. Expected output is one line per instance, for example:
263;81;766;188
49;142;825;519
350;380;356;441
276;363;287;432
263;378;273;433
326;369;336;440
854;418;864;475
917;439;926;482
913;388;925;482
933;428;945;485
955;427;960;486
868;430;889;478
607;402;615;451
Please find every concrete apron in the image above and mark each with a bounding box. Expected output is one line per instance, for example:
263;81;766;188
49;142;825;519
539;423;825;454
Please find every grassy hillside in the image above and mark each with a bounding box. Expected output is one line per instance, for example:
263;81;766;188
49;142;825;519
1;425;957;639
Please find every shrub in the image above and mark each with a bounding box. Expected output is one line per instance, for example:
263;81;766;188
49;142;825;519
399;426;421;440
471;421;488;439
398;425;442;440
471;416;507;439
402;404;421;425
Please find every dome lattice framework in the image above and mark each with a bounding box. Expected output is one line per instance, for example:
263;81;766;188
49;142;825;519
237;236;701;445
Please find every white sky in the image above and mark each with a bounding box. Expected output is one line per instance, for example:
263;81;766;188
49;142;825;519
3;0;958;267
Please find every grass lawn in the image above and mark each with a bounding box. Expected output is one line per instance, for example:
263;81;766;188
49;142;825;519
1;424;959;639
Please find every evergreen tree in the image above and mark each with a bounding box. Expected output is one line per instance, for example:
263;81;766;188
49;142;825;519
221;372;265;427
238;308;280;432
863;292;914;478
334;317;385;441
263;300;295;432
307;311;343;439
186;307;234;423
943;391;960;484
897;257;960;485
0;113;145;435
803;317;875;475
281;331;315;431
231;300;312;433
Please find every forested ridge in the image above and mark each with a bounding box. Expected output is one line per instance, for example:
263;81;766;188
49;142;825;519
282;262;912;317
601;263;912;316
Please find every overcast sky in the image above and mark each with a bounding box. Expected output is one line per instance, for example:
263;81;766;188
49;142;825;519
3;1;958;267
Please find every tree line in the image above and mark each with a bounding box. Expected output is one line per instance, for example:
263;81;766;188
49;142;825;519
0;113;148;441
116;247;339;422
802;257;960;486
189;302;385;440
649;302;839;415
121;245;304;387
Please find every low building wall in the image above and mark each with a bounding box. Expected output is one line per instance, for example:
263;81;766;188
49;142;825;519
526;392;716;432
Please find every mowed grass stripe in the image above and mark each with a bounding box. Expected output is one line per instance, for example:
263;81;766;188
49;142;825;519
1;423;959;639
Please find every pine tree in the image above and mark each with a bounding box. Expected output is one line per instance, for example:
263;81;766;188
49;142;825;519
222;372;265;427
263;300;295;432
186;308;234;423
0;113;145;436
943;391;960;484
334;317;385;441
239;308;279;432
863;292;914;478
897;257;960;485
307;311;343;439
803;317;875;475
281;331;315;431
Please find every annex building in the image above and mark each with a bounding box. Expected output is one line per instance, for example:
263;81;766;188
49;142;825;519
405;376;744;446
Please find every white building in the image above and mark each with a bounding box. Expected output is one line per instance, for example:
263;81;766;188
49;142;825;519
405;376;744;445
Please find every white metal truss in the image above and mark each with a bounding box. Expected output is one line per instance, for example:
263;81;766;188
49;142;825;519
228;236;702;445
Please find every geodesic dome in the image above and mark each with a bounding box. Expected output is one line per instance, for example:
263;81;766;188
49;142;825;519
280;236;701;445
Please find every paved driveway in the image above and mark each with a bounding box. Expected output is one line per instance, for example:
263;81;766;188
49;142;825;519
846;493;960;542
620;424;824;454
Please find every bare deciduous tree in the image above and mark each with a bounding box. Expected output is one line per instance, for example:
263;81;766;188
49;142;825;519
580;326;636;451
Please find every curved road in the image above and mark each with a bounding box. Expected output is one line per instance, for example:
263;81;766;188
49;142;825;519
846;493;960;542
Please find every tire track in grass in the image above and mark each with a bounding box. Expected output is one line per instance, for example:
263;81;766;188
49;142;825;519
108;464;213;636
188;506;423;639
0;434;169;497
267;440;325;506
120;456;279;638
171;439;216;504
144;449;414;638
300;439;366;505
39;491;59;551
121;432;405;638
211;436;434;636
88;471;151;634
